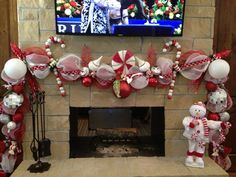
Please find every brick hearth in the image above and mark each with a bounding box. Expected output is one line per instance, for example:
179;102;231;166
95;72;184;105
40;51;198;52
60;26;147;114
23;77;207;159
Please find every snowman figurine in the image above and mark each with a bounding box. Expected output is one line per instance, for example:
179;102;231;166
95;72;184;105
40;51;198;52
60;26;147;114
183;101;225;168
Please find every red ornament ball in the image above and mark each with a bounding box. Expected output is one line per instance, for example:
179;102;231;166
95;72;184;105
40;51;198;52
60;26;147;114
206;82;217;92
12;112;24;123
12;84;24;94
0;171;6;177
119;81;132;98
82;77;93;87
208;112;220;121
148;77;158;87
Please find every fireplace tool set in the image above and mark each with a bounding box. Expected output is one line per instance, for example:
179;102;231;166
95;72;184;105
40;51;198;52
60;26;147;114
28;91;51;173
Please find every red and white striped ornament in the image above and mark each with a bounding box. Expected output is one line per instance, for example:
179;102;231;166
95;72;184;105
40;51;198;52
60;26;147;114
162;40;182;99
44;36;66;96
112;50;136;78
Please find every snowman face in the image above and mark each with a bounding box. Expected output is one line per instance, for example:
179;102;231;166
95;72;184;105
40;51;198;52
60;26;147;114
207;88;227;113
189;105;206;118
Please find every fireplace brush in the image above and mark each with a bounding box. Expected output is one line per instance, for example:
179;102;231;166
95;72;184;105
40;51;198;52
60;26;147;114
27;91;51;173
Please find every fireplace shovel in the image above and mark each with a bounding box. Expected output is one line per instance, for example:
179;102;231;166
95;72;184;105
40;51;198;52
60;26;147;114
38;91;51;158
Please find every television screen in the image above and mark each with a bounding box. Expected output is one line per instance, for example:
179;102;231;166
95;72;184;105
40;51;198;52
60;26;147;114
55;0;185;36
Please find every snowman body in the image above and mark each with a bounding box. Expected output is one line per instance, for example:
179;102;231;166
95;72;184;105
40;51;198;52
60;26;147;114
183;116;209;143
183;102;222;168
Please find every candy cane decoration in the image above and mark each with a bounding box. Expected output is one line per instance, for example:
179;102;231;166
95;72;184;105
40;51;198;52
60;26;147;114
162;40;182;99
44;36;66;96
112;50;136;78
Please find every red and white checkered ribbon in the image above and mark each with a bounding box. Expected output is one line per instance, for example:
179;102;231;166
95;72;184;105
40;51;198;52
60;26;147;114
31;65;48;71
59;69;81;75
180;57;212;70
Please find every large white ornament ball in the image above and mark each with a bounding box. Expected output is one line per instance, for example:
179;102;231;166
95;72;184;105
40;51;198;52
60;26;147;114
7;121;17;131
208;59;230;79
4;58;27;80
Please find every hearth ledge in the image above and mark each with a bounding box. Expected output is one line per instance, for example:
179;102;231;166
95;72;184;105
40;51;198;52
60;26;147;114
11;157;228;177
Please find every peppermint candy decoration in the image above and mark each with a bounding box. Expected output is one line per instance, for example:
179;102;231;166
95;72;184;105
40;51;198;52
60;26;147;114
112;50;136;78
162;40;182;99
45;36;66;96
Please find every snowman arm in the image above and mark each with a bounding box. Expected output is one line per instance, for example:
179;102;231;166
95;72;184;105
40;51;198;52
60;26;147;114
183;116;192;127
207;120;222;130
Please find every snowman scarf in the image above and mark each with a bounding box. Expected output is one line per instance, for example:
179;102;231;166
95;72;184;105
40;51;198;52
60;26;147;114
193;116;209;137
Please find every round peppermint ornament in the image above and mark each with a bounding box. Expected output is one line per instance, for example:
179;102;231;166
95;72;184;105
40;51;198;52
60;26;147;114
112;50;136;78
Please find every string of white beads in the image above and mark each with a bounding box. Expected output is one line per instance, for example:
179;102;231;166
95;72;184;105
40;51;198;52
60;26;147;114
45;36;66;96
162;40;182;99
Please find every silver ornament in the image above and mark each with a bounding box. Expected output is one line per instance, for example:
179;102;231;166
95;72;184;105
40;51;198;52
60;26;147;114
0;114;10;124
7;121;17;132
151;66;161;75
3;92;24;109
80;67;90;77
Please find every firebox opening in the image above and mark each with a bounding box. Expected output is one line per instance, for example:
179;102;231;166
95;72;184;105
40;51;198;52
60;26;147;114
69;107;165;158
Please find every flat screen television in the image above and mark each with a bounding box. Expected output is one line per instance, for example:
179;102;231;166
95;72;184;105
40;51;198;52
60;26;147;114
55;0;185;36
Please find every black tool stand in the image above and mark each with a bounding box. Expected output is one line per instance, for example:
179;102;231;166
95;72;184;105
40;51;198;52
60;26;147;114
27;91;51;173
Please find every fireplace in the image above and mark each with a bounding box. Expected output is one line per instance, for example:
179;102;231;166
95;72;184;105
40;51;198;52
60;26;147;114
69;107;165;158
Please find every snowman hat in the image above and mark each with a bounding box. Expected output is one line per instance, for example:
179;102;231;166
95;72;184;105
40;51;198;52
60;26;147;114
194;101;206;108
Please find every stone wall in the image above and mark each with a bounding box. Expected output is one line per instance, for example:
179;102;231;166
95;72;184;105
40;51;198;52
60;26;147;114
18;0;216;159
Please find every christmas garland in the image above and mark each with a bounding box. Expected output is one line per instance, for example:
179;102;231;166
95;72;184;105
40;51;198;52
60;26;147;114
0;36;233;175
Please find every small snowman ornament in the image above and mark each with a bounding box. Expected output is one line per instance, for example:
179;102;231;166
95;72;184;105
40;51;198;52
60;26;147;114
183;102;225;168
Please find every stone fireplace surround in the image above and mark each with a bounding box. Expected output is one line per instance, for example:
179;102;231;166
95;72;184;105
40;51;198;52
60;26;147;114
18;0;216;160
23;77;207;159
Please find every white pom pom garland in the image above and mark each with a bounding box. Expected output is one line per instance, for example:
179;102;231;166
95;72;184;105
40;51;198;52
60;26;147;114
162;40;182;99
45;36;66;96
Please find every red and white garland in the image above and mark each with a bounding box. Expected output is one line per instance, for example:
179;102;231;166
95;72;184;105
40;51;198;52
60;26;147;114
39;37;221;99
0;36;233;175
